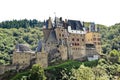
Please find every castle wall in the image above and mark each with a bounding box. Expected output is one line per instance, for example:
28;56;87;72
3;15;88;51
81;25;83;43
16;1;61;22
68;33;86;60
36;52;48;67
12;51;48;68
85;32;101;54
12;52;33;65
58;45;67;60
0;65;16;75
86;48;97;56
55;27;68;41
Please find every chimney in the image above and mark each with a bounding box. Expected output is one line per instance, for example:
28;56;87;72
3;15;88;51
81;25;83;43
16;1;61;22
60;17;62;21
83;22;84;27
64;19;68;28
48;17;52;29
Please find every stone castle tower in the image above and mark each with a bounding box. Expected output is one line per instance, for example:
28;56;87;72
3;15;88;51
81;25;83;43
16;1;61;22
42;17;101;62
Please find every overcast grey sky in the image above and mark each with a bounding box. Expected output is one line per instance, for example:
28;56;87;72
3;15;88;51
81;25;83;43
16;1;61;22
0;0;120;26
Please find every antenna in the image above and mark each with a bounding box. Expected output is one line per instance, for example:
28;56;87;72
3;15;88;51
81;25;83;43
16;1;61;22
54;12;57;27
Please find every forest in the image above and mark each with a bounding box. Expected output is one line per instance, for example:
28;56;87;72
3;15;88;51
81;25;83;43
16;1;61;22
0;19;120;80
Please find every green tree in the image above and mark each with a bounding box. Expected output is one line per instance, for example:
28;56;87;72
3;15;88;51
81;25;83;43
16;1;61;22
109;49;119;57
62;65;95;80
109;49;120;63
93;65;109;80
28;64;46;80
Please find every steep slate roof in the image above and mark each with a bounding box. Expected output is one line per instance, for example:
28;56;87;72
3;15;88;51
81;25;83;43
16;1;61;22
15;44;31;52
36;40;42;52
43;29;52;42
68;20;84;31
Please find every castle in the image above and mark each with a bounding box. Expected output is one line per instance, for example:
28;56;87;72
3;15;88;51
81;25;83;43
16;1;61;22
0;17;101;75
12;17;101;68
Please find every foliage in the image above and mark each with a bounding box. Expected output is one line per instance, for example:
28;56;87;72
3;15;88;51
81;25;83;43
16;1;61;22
61;58;120;80
108;49;120;63
98;58;120;79
99;24;120;54
62;64;109;80
93;65;109;80
10;59;120;80
109;49;120;57
11;64;46;80
71;65;95;80
46;60;98;79
0;19;43;28
0;27;43;65
28;64;46;80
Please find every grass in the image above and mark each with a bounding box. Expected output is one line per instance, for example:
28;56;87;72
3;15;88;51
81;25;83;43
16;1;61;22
46;60;98;70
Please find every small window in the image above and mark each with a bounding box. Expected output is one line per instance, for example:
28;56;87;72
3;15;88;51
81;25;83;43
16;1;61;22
77;39;79;41
59;34;61;37
62;34;64;37
72;38;74;41
82;39;84;41
98;38;101;41
75;43;77;46
98;42;101;45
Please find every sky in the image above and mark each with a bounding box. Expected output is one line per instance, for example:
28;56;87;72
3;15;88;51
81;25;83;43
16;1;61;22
0;0;120;26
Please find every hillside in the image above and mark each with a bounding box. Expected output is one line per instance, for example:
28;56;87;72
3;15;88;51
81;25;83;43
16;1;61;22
98;23;120;53
0;19;120;65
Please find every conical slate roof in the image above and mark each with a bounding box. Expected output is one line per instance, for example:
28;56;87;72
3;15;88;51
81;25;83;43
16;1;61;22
36;40;42;52
43;29;52;42
46;30;57;42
